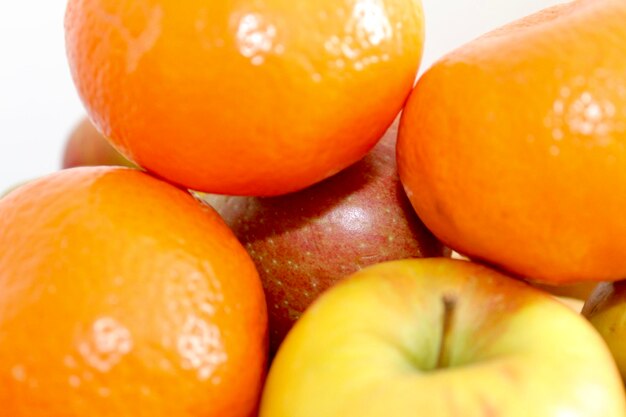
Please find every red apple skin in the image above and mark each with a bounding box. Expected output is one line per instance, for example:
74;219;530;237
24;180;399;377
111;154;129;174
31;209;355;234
202;120;446;354
62;118;134;169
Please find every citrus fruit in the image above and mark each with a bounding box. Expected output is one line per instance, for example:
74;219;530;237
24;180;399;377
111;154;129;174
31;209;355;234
63;117;135;169
65;0;425;196
0;167;267;417
398;0;626;284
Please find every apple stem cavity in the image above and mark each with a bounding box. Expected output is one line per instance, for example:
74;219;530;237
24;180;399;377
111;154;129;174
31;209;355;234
436;294;457;369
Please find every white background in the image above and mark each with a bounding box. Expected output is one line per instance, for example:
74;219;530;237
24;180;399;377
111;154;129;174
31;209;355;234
0;0;567;192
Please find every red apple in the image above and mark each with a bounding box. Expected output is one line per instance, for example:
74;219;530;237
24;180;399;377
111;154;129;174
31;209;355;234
200;120;446;354
62;118;134;169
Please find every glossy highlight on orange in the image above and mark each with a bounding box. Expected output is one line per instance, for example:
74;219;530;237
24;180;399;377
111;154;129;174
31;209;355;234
398;0;626;284
0;167;267;417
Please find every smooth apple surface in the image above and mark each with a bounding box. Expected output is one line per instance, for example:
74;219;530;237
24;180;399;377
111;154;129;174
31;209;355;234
260;258;626;417
201;121;445;353
62;118;134;169
583;281;626;380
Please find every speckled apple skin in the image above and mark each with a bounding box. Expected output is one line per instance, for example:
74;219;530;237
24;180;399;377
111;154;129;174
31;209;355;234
202;120;446;354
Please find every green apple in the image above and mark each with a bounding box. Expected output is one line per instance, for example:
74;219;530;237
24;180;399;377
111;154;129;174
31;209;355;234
583;281;626;380
260;258;625;417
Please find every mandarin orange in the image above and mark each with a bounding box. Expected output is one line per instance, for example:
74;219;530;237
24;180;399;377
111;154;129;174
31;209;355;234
398;0;626;284
65;0;425;196
0;167;267;417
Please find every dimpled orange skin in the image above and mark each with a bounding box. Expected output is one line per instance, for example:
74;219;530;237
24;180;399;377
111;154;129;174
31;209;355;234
0;167;267;417
65;0;425;196
398;0;626;284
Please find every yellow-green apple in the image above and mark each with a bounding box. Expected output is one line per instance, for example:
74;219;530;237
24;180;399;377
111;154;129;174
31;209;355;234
62;118;134;168
583;281;626;380
200;121;446;353
260;258;626;417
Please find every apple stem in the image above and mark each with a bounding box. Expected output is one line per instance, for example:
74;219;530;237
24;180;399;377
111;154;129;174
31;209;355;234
436;294;456;369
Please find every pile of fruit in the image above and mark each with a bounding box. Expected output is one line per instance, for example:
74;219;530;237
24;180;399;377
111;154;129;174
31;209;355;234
3;0;626;416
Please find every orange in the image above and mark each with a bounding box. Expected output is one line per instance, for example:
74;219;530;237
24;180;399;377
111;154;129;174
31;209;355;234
398;0;626;284
64;0;425;196
0;167;267;417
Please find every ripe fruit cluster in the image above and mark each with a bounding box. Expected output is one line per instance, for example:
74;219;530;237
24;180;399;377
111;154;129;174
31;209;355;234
3;0;626;416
